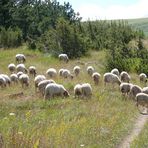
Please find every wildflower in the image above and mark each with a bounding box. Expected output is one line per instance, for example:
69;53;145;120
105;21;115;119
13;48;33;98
9;113;15;116
80;144;85;147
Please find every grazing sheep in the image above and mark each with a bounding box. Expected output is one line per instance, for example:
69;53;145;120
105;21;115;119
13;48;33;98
59;69;65;76
44;83;69;100
142;87;148;94
15;54;26;63
130;85;142;99
38;79;55;96
29;66;37;77
62;69;72;79
120;82;133;96
19;74;29;88
0;74;11;86
120;71;131;83
0;75;6;88
17;71;24;78
10;74;18;84
8;63;16;73
92;72;101;85
34;75;46;90
103;73;121;86
139;73;147;83
46;68;57;78
73;66;81;76
87;66;94;76
111;68;119;76
81;83;92;98
16;64;27;73
58;54;69;63
74;84;82;98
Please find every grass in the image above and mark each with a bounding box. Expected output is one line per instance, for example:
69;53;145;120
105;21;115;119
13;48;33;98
0;46;142;147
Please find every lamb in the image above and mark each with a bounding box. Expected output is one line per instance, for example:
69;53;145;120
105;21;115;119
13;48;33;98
120;71;131;83
87;66;94;76
19;74;29;88
92;72;101;85
10;74;18;84
139;73;147;83
103;72;121;86
81;83;92;98
8;63;16;73
130;84;142;99
111;68;119;76
15;54;26;63
142;87;148;94
73;66;81;76
58;54;69;63
46;68;57;78
74;84;82;98
34;75;46;90
120;82;133;96
16;64;27;73
29;66;37;77
38;79;55;96
0;74;11;86
0;75;6;88
44;83;69;100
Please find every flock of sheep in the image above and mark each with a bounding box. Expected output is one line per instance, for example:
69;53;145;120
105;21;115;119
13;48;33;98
0;53;148;113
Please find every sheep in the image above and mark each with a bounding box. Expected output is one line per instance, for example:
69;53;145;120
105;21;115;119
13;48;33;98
44;83;69;100
38;79;55;96
81;83;92;98
87;66;94;76
16;64;27;73
19;74;29;88
74;84;82;98
0;75;6;88
111;68;119;76
34;75;46;91
103;72;121;86
8;63;16;73
29;66;36;77
61;69;73;79
120;71;131;83
0;74;11;86
58;69;65;76
46;68;57;78
73;66;81;76
130;85;142;99
10;74;18;84
58;54;69;63
17;71;24;78
120;82;133;96
92;72;101;85
15;54;26;63
139;73;147;83
142;87;148;94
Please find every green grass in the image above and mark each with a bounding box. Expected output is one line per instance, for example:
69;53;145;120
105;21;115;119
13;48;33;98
0;46;142;147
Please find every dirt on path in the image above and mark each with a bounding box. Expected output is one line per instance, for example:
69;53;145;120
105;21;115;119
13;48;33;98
118;114;148;148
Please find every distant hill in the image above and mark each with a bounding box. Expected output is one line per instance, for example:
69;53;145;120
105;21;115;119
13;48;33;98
127;18;148;37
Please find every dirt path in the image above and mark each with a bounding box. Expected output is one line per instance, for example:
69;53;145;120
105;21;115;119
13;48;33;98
118;114;148;148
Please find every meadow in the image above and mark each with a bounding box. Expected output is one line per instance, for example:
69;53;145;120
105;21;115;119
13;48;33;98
0;46;146;147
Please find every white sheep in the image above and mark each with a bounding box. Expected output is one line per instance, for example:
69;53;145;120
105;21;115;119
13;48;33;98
142;87;148;94
17;71;24;78
58;69;65;76
16;64;27;73
38;79;55;96
103;72;121;86
62;69;73;79
111;68;119;76
19;74;29;88
81;83;92;98
44;83;69;100
0;75;6;88
8;63;16;73
58;54;69;63
120;71;131;83
92;72;101;85
120;82;133;96
130;84;142;99
73;66;81;76
87;66;94;76
0;74;11;86
10;74;18;84
15;54;26;63
29;66;37;77
74;84;82;98
34;75;46;90
139;73;147;83
46;68;57;78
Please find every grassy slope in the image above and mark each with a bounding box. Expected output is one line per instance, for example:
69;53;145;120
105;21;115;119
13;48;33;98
0;46;142;147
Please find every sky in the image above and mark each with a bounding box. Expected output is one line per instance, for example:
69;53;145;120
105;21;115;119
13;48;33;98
58;0;148;21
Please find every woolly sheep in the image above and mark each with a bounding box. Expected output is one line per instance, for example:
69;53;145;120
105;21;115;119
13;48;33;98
120;82;133;95
46;68;57;78
74;84;82;98
58;54;69;63
103;73;121;86
8;63;16;73
38;79;55;96
29;66;37;77
130;84;142;99
92;72;101;85
16;64;27;73
15;54;26;63
59;69;65;76
120;71;131;83
19;74;29;88
0;75;6;88
73;66;81;76
44;83;69;99
62;69;73;79
111;68;119;76
34;75;46;90
81;83;92;98
10;74;18;84
87;66;94;76
142;87;148;94
17;71;24;78
139;73;147;83
0;74;11;86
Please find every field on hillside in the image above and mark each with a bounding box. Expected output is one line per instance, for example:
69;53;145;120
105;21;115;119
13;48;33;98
0;46;144;147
